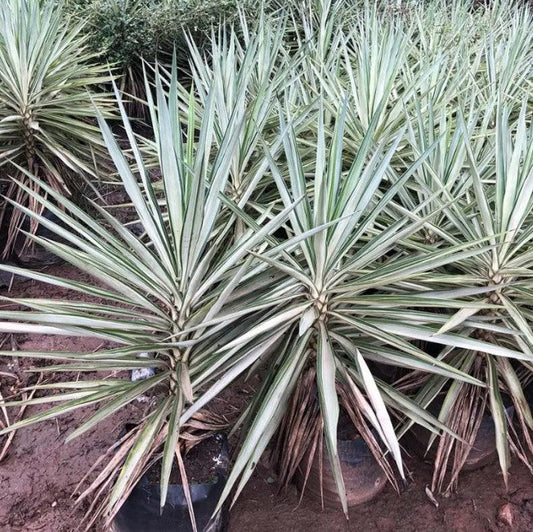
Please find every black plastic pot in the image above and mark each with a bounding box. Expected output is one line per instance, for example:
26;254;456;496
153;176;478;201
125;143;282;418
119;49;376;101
0;203;67;266
296;437;387;508
113;433;229;532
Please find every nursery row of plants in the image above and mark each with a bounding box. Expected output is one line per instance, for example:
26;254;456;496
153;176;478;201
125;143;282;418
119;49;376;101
1;0;533;529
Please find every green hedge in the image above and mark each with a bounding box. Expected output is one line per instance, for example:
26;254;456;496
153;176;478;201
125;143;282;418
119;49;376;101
63;0;256;69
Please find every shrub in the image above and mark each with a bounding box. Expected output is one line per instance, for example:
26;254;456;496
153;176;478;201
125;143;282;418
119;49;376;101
62;0;257;114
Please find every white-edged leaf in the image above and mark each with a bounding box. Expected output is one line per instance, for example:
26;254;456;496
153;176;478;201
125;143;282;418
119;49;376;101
317;322;347;516
299;306;317;337
354;348;405;479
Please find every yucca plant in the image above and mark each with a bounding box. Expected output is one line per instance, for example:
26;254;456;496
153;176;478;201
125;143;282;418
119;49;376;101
0;0;114;256
160;12;293;227
208;99;530;516
376;3;533;494
0;62;298;529
397;102;533;494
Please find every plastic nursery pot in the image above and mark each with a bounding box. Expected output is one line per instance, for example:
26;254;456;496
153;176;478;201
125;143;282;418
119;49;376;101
296;436;387;508
0;204;67;267
405;404;515;471
113;433;229;532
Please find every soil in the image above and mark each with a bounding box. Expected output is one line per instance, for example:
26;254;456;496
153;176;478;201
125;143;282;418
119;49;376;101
146;435;225;485
1;263;533;532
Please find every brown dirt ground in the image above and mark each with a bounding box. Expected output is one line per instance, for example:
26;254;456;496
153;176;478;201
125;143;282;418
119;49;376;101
1;264;533;532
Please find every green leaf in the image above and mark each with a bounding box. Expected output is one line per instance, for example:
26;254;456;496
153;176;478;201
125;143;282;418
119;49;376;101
317;322;347;516
487;356;509;488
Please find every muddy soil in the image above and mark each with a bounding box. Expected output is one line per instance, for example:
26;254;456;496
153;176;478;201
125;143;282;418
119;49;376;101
1;264;532;532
